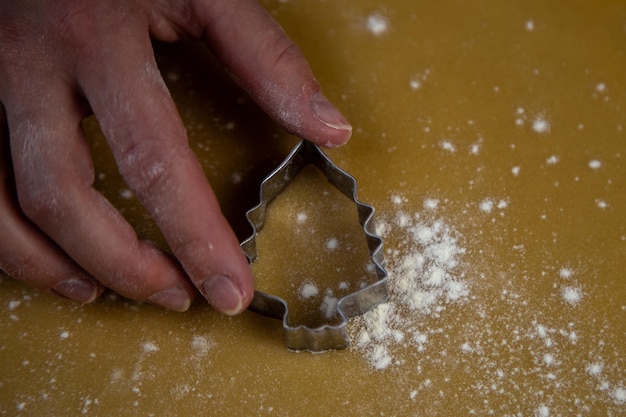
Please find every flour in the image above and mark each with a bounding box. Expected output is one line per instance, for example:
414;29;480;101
546;155;559;165
515;107;526;126
231;172;243;184
479;199;494;213
347;196;622;412
542;353;555;366
439;140;456;153
296;212;308;224
190;335;215;356
119;189;134;199
612;387;626;404
423;198;439;210
142;342;159;353
532;116;551;134
391;194;406;205
595;199;608;209
535;405;550;417
299;282;319;299
560;285;582;305
514;108;551;134
350;196;468;369
586;362;603;376
409;69;431;91
366;13;388;36
325;237;339;251
409;80;422;90
320;293;339;319
588;159;602;170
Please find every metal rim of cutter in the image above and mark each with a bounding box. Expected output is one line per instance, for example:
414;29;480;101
241;139;388;352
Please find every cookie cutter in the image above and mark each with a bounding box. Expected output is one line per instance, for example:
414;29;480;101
241;139;388;352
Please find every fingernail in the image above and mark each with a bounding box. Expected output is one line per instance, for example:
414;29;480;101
203;275;244;316
52;278;98;304
147;287;191;312
311;92;352;133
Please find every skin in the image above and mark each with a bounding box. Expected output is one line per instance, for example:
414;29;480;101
0;0;352;314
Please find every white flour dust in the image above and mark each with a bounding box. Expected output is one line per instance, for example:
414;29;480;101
299;282;319;299
350;196;468;369
366;13;389;36
142;341;159;354
546;155;559;165
345;190;624;413
532;115;551;134
514;107;551;135
561;285;583;305
588;159;602;170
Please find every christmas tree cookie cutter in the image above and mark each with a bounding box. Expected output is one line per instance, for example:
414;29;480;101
241;139;388;352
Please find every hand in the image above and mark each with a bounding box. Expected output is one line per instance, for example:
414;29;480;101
0;0;352;314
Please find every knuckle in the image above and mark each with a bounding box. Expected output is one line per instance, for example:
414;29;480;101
169;234;205;265
115;138;181;200
52;2;101;56
148;0;195;41
267;34;303;69
16;179;64;225
0;250;36;282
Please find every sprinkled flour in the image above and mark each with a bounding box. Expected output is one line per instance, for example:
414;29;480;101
546;155;559;165
561;285;583;305
350;197;468;369
439;140;456;153
479;198;494;213
588;159;602;170
532;116;551;134
142;341;159;353
346;189;624;413
559;267;573;279
366;13;388;36
299;282;319;299
325;237;339;251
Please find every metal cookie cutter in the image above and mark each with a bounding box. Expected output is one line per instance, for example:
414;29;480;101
241;139;388;352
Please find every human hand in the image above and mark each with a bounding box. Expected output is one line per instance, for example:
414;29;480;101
0;0;352;314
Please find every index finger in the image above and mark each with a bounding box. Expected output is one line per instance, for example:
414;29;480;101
78;27;253;315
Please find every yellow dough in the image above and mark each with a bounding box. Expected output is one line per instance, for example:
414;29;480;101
1;0;625;415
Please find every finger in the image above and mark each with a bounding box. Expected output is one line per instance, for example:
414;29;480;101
7;81;196;312
78;26;254;315
155;0;352;148
0;102;103;303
